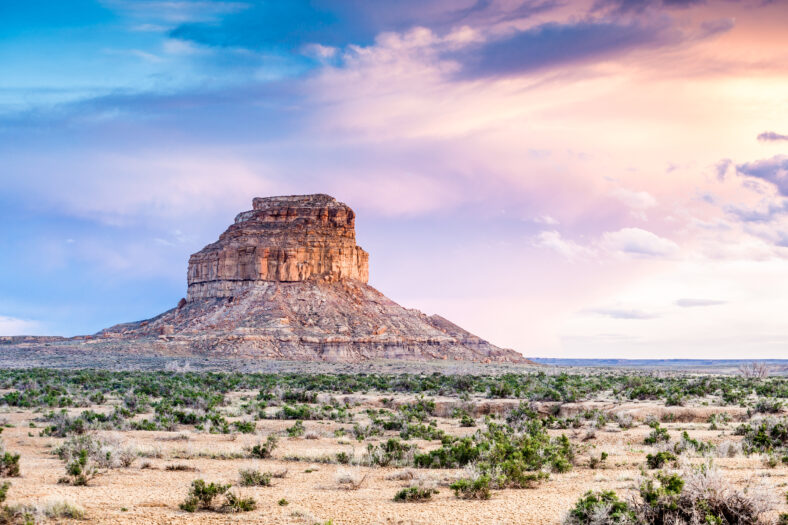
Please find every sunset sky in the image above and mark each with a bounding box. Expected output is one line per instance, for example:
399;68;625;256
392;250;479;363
2;0;788;358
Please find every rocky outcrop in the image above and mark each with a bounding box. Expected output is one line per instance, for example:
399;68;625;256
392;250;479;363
10;194;528;364
186;195;368;301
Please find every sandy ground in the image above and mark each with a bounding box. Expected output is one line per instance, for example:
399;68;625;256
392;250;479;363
0;395;786;525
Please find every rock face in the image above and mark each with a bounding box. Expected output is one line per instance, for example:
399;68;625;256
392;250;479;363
187;195;369;301
18;194;527;363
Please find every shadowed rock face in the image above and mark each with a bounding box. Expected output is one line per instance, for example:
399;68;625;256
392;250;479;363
9;194;528;364
187;194;369;301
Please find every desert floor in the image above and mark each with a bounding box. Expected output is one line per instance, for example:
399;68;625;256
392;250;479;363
1;385;786;525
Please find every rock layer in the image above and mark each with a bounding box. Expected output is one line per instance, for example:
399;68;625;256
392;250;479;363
186;195;368;301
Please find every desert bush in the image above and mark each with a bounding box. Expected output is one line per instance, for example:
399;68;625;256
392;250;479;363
166;464;198;472
42;500;86;519
393;486;438;502
645;451;675;469
232;421;255;434
56;434;136;469
59;449;97;486
715;440;741;458
673;431;712;455
737;417;788;455
563;490;635;524
0;451;20;478
222;492;256;513
644;422;670;445
635;464;774;524
287;420;305;437
565;464;775;525
450;474;491;500
238;469;271;487
364;439;415;467
335;469;366;490
248;435;278;459
179;479;231;512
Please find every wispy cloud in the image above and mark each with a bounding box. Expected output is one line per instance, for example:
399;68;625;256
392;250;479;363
601;228;679;257
586;307;659;320
757;131;788;142
736;155;788;196
675;298;726;307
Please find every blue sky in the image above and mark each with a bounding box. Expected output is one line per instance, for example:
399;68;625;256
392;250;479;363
2;0;788;357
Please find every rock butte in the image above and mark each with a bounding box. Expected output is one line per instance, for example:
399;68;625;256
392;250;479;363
12;194;528;363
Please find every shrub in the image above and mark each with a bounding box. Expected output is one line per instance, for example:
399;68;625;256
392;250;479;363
0;453;20;477
460;414;476;427
238;469;271;487
738;418;788;455
364;439;415;467
450;475;491;500
59;449;96;486
645;451;676;469
563;490;635;524
644;422;670;445
248;435;278;459
232;421;255;434
565;464;775;525
43;500;86;519
393;486;438;502
287;420;305;437
56;434;136;469
179;479;231;512
635;465;774;525
222;492;256;513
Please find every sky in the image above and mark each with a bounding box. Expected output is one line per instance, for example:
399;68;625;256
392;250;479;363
1;0;788;359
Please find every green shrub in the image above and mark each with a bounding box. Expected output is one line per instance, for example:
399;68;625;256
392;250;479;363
645;451;676;469
393;486;438;502
232;421;255;434
450;475;491;500
564;490;635;524
248;435;278;459
179;479;231;512
222;492;256;513
238;469;271;487
287;420;305;437
737;417;788;455
644;422;670;445
460;414;476;427
59;449;97;486
0;453;20;477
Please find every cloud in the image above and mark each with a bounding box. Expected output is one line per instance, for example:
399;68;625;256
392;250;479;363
534;230;595;260
534;214;559;225
736;155;788;196
451;19;679;79
675;298;726;307
724;199;788;223
593;0;707;15
611;188;657;219
586;307;659;319
602;227;679;257
0;315;41;336
757;131;788;142
715;159;732;180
